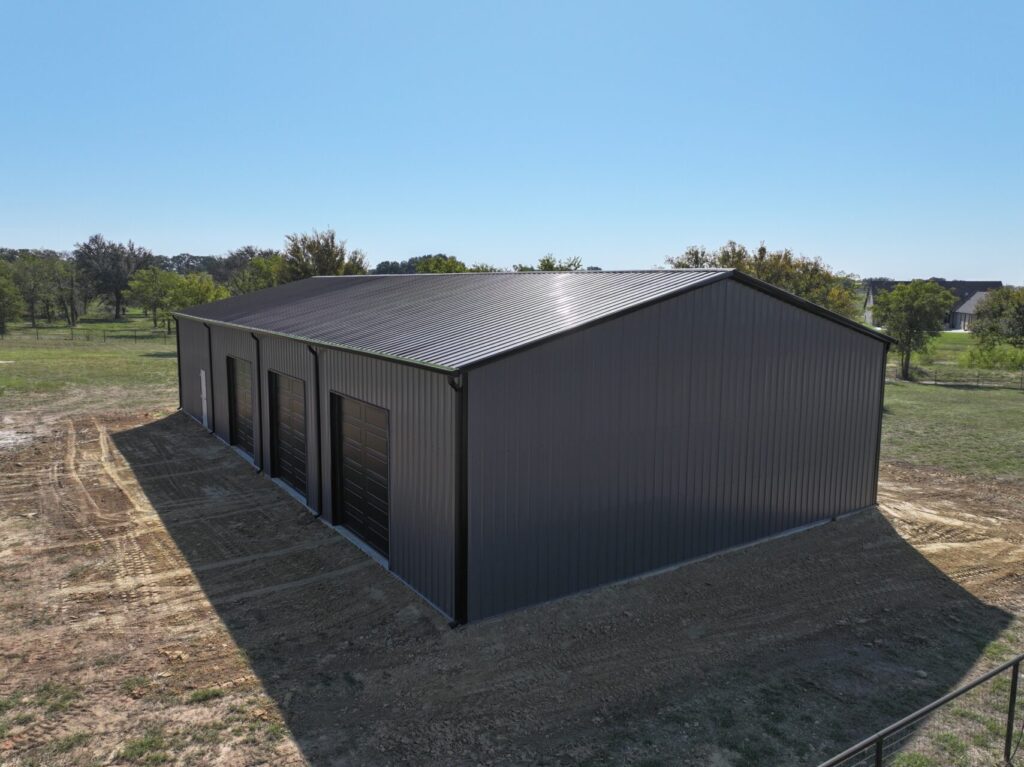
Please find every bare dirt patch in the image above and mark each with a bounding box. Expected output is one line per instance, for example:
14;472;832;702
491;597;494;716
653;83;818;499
0;404;1021;766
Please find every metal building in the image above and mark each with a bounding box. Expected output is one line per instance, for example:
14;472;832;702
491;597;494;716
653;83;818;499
174;270;890;623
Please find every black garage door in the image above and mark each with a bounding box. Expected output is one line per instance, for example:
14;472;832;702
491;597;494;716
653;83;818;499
227;357;254;457
270;371;307;497
331;394;389;557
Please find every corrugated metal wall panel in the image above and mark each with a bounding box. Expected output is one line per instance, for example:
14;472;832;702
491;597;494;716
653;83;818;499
319;350;458;618
177;318;210;425
210;327;258;449
467;278;886;620
257;334;319;509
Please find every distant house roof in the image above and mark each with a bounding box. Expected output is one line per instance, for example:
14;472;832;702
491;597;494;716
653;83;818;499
865;279;1003;314
175;270;890;372
954;290;991;316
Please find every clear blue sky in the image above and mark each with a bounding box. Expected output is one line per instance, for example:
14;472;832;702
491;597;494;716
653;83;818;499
1;1;1021;281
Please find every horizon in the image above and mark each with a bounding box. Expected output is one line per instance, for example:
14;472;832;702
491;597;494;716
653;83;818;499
2;1;1021;283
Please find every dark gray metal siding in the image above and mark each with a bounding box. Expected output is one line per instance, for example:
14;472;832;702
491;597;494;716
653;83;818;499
177;318;211;426
319;349;458;618
257;334;320;508
210;327;259;452
466;278;886;620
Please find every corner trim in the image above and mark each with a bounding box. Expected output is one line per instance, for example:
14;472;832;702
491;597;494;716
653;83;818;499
453;371;469;625
174;318;183;410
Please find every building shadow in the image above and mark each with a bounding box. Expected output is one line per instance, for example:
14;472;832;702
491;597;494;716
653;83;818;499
111;413;1014;767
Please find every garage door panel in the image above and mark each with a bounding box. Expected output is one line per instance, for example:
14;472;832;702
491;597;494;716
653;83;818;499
364;454;389;479
227;357;254;457
331;394;390;558
270;371;307;497
364;433;388;455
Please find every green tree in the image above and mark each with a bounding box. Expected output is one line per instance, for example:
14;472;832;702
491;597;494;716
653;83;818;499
51;256;84;326
229;253;288;294
283;229;367;280
415;254;467;273
873;280;957;380
972;287;1024;350
73;235;153;318
0;261;25;335
168;273;228;311
344;249;369;275
513;254;584;271
127;267;181;327
667;241;860;319
11;252;57;327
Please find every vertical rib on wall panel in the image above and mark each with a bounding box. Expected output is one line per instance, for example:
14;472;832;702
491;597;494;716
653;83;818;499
210;327;259;450
467;278;886;620
177;318;210;424
256;335;319;509
319;350;458;619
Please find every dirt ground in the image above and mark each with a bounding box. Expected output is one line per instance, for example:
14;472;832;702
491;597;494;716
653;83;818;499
0;392;1022;766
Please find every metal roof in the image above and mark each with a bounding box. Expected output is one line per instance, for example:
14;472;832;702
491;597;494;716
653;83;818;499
953;290;991;315
174;270;889;372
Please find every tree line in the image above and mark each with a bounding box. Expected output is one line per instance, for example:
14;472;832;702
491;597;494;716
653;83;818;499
0;229;602;333
12;227;1014;378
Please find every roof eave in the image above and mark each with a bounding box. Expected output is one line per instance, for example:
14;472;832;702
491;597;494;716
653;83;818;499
728;271;896;346
172;312;461;375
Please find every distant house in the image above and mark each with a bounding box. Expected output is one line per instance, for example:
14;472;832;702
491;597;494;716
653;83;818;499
948;290;990;331
864;278;1002;330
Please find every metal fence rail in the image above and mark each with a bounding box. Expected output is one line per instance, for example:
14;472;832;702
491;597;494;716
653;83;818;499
819;653;1023;767
0;327;175;343
887;364;1024;390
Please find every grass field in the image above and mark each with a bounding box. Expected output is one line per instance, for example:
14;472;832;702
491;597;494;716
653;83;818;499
0;311;178;398
882;382;1024;480
888;332;1024;388
0;337;177;395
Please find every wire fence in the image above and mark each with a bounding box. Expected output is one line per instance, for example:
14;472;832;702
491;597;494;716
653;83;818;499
0;327;176;343
819;654;1022;767
887;365;1024;391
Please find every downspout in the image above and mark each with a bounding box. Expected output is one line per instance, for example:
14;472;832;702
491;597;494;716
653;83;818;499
307;344;322;518
448;371;469;626
174;317;183;410
203;323;215;434
251;333;264;473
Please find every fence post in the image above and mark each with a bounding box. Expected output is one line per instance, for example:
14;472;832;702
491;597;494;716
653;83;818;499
103;330;106;343
70;328;74;342
36;328;39;340
874;736;884;767
1006;660;1020;762
133;329;137;343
